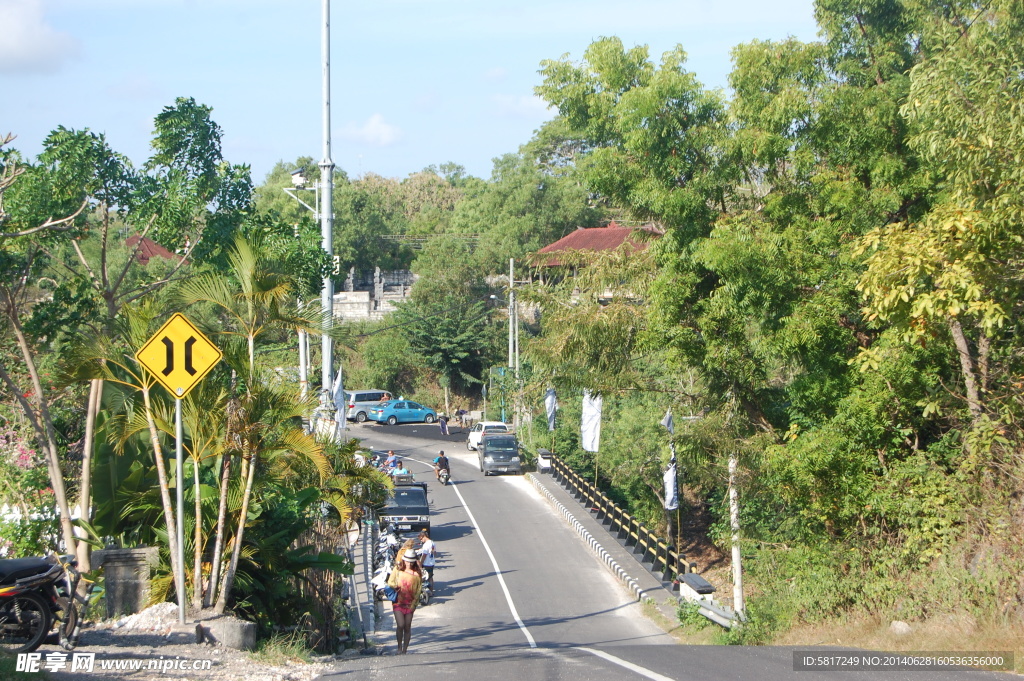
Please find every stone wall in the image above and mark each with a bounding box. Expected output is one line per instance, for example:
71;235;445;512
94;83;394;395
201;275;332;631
334;267;416;321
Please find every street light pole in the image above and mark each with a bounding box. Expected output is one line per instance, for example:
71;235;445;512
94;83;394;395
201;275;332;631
319;0;335;398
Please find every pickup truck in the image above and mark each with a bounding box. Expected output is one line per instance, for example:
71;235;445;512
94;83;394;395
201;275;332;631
380;479;430;533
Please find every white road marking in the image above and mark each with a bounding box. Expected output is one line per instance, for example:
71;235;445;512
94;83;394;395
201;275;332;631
575;647;677;681
407;455;537;649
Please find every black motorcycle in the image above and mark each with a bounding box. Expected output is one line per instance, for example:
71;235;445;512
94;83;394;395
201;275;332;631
0;555;87;653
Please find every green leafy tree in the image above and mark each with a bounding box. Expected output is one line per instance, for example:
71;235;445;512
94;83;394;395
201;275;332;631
1;99;257;566
392;236;495;409
536;37;732;237
450;152;602;273
144;97;254;264
855;0;1024;427
332;173;413;272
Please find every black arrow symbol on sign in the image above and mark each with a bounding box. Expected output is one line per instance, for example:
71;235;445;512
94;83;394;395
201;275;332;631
161;336;199;377
184;337;197;376
161;337;174;375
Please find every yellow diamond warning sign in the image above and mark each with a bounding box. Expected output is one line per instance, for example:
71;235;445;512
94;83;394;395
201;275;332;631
136;313;223;398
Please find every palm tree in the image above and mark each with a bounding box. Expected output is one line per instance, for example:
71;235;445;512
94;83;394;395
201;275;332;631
173;233;327;374
212;369;329;613
172;233;340;612
179;382;227;611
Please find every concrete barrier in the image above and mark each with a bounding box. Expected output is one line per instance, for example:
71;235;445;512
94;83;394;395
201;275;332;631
196;616;257;650
92;547;159;619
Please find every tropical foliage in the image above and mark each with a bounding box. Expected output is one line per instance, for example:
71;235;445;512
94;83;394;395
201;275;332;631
523;0;1024;637
4;0;1024;648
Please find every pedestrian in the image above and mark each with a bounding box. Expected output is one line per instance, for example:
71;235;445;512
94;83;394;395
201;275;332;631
439;414;449;436
387;549;422;654
417;529;437;585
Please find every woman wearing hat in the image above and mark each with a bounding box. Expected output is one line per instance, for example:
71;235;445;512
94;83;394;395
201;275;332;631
387;548;422;654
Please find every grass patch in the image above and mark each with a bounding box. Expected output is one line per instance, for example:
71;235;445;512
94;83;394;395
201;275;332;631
0;649;52;680
249;632;315;666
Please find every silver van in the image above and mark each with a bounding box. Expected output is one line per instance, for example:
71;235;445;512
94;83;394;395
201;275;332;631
344;389;392;422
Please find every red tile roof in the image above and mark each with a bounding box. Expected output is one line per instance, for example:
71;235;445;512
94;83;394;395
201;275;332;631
534;222;658;266
126;235;186;266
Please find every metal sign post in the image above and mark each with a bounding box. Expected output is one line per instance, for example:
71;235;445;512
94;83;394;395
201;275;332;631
175;396;184;622
136;313;223;624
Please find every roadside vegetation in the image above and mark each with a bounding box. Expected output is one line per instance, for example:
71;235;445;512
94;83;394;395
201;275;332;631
2;0;1023;656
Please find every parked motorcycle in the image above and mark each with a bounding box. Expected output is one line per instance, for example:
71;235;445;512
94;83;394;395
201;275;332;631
371;522;432;607
418;568;432;606
0;555;87;653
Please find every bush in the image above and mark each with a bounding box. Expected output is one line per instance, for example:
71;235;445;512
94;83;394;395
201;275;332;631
716;594;787;645
0;498;61;558
677;599;714;631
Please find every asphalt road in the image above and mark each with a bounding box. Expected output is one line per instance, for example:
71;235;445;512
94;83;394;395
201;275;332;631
324;422;1016;681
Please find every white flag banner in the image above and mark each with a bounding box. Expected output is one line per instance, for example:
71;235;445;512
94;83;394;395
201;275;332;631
581;390;602;452
545;388;558;431
664;461;679;511
331;367;346;441
661;409;675;435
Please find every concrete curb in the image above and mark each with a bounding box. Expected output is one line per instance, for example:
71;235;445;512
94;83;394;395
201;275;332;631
526;473;651;604
355;519;392;652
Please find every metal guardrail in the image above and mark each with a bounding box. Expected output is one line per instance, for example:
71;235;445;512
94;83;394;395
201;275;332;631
549;455;691;584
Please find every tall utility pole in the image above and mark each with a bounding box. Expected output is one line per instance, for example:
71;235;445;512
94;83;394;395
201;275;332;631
729;452;745;620
508;258;516;370
508;258;520;429
319;0;335;397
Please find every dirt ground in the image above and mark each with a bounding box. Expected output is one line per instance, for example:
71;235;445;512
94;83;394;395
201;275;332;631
37;604;341;681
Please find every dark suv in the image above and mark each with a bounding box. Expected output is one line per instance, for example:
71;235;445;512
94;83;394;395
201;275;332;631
380;481;430;532
478;434;522;475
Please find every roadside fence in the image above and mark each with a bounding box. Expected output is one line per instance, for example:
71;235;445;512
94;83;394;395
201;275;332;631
549;454;693;585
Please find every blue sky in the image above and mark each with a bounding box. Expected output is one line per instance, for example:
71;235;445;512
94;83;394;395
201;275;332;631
1;0;819;184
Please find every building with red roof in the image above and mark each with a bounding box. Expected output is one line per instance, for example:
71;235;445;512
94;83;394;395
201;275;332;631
533;221;660;267
125;235;187;266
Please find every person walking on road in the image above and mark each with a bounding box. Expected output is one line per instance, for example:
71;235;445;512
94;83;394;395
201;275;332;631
388;549;422;654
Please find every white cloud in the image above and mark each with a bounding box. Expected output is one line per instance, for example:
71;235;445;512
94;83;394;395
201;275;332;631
0;0;80;74
491;94;552;119
339;113;402;147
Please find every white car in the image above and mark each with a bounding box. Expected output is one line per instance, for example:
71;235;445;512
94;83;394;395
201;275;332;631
467;421;510;450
